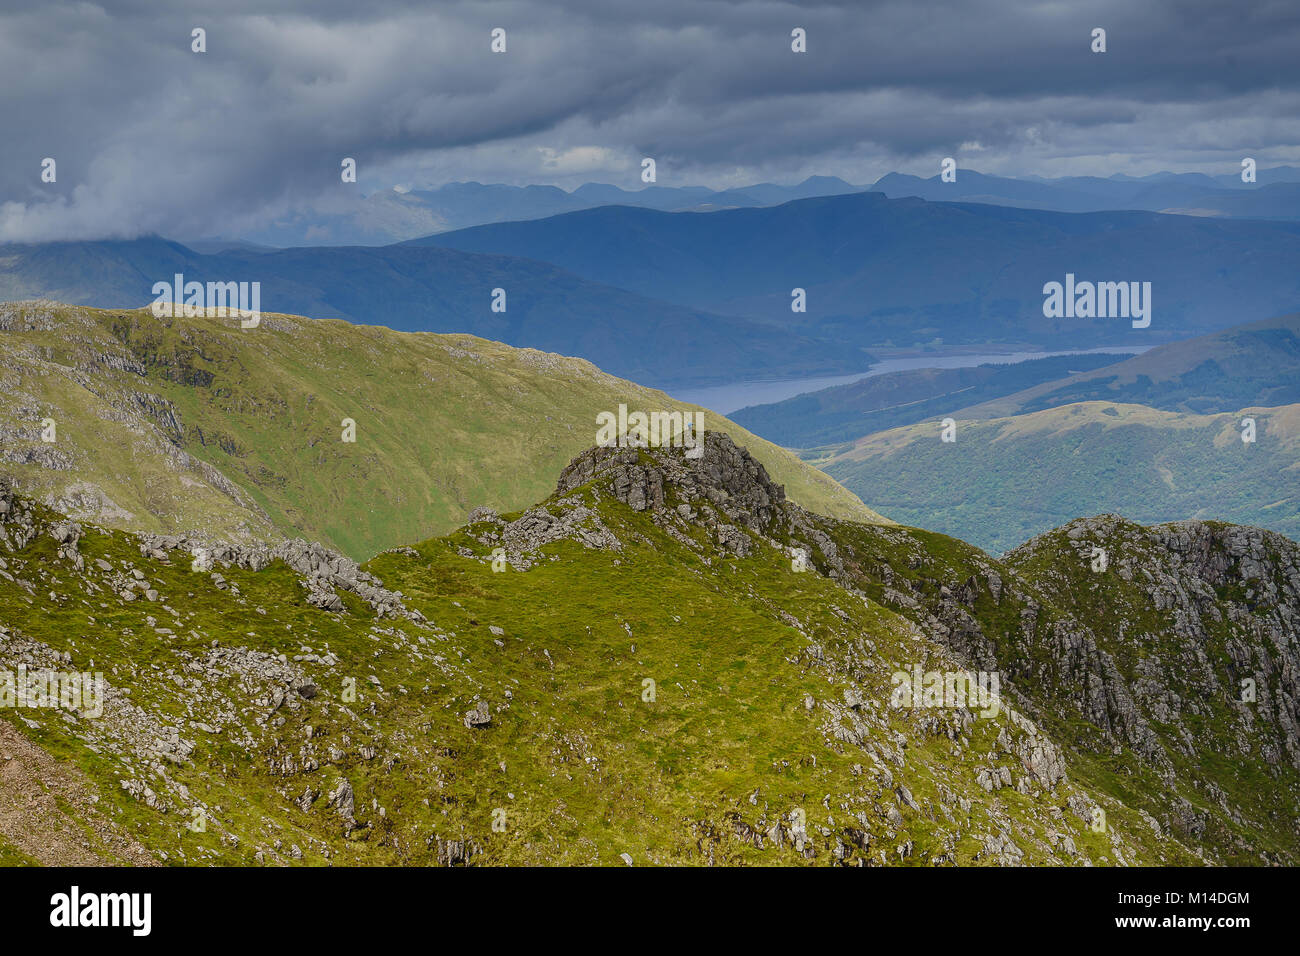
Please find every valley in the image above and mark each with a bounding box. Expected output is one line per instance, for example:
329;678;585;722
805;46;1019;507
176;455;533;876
726;313;1300;554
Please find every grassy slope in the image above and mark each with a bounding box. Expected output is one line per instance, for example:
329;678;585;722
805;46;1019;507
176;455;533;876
0;301;885;559
818;401;1300;554
0;478;1178;866
959;312;1300;420
0;840;37;867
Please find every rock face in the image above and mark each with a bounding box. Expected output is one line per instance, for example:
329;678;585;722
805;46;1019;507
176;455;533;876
134;531;416;621
1009;516;1300;770
787;502;1300;862
557;432;786;532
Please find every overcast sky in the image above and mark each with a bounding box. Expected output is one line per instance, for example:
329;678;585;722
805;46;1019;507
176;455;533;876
1;0;1297;240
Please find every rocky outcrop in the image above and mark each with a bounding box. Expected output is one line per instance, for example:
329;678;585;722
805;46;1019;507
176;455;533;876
461;498;623;570
0;486;416;623
463;700;491;729
0;300;61;332
1009;516;1300;770
134;532;421;621
557;431;786;533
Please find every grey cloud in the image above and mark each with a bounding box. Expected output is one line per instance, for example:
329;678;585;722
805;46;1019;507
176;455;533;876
0;0;1297;239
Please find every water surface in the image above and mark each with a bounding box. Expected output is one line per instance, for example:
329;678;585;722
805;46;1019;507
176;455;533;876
672;347;1149;414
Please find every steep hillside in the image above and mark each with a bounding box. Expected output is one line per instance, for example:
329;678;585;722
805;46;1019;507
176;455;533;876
415;191;1300;349
959;312;1300;419
2;435;1295;865
0;240;870;389
802;511;1300;865
0;301;883;560
817;401;1300;554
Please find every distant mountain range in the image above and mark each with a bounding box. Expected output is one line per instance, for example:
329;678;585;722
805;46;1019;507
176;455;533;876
956;312;1300;418
194;165;1300;249
730;352;1129;447
872;167;1300;219
226;175;866;248
417;191;1300;350
7;187;1300;388
0;238;872;389
735;313;1300;446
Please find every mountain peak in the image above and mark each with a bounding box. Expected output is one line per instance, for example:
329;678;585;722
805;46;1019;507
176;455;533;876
557;431;786;532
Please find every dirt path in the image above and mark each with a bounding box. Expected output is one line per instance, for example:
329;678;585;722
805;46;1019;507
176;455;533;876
0;718;156;866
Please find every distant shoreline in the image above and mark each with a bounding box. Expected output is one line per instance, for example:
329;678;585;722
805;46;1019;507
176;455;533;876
672;345;1151;415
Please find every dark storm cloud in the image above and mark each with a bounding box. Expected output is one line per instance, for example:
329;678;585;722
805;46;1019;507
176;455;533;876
1;0;1297;239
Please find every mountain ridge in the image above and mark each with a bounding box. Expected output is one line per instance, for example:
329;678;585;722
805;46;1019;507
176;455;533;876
871;166;1300;219
1;433;1296;864
818;399;1300;554
414;191;1300;350
955;312;1300;419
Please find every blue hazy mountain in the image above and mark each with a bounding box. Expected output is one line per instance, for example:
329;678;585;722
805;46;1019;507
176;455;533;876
232;177;866;247
729;352;1130;447
954;311;1300;418
12;181;1300;390
0;236;872;388
412;190;1300;350
205;167;1300;250
872;166;1300;218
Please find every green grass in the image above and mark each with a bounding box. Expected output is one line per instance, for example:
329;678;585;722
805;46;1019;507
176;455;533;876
0;837;38;867
0;470;1169;866
0;301;886;561
819;401;1300;554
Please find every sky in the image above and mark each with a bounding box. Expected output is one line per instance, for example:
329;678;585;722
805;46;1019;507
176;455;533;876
1;0;1298;240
